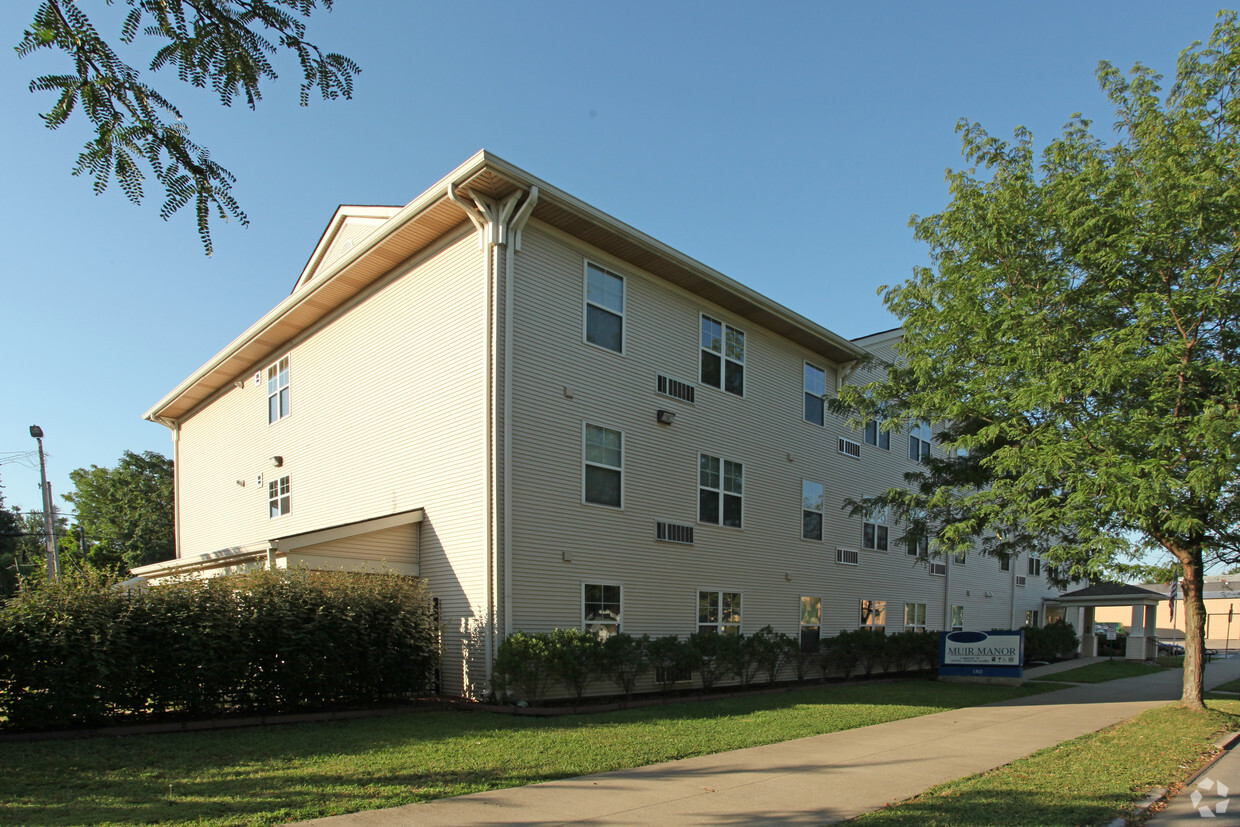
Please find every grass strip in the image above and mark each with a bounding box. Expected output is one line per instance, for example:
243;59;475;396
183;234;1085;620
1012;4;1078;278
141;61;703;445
852;700;1240;827
0;680;1048;826
1028;660;1164;684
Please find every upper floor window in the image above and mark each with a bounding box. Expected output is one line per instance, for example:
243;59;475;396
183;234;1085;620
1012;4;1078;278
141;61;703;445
583;424;623;508
701;315;744;395
1028;554;1042;576
585;263;624;352
583;583;622;640
802;480;824;540
268;475;290;518
699;454;743;527
999;554;1011;572
951;605;965;631
267;356;290;424
804;363;825;425
907;536;928;558
909;421;932;462
864;420;889;450
698;590;741;635
862;507;888;551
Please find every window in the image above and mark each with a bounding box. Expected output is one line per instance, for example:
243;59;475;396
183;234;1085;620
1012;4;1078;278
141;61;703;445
860;599;887;630
909;421;931;462
584;424;623;507
951;605;965;632
267;355;290;424
699;454;743;527
698;590;741;635
800;596;821;651
1028;554;1042;576
904;602;927;631
802;480;824;540
804;363;825;425
952;551;966;565
585;263;624;352
1026;609;1040;627
268;475;290;518
583;583;621;640
907;536;929;558
999;555;1011;572
862;507;888;551
700;315;744;395
863;420;889;450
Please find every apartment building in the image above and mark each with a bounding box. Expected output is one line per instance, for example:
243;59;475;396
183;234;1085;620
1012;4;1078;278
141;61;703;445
135;151;1063;697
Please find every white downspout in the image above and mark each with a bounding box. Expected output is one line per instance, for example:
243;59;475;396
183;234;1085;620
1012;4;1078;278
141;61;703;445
503;187;539;639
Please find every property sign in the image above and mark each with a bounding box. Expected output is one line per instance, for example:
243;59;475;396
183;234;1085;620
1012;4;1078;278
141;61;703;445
939;630;1024;680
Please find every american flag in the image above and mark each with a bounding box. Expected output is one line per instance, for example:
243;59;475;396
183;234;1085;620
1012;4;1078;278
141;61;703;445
1169;579;1178;623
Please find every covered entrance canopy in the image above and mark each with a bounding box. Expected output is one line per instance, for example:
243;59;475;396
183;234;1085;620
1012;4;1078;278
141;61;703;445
1046;582;1166;660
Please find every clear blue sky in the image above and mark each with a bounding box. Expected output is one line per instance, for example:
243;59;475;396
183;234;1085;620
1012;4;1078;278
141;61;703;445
0;1;1226;515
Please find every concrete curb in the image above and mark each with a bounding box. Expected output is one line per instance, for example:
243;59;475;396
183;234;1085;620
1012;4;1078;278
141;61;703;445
1109;731;1240;826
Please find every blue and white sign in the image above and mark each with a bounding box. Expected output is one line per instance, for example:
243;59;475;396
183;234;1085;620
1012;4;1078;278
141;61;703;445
939;630;1024;679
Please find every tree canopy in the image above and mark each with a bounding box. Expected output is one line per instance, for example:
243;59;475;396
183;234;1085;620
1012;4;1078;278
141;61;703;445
16;0;359;254
837;12;1240;708
63;450;174;573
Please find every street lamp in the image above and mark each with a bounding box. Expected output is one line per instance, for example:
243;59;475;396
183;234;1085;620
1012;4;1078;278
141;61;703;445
28;425;60;581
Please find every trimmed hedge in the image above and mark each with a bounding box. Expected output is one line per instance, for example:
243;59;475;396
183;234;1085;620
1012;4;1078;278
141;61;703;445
492;625;940;705
1022;619;1080;663
0;568;438;731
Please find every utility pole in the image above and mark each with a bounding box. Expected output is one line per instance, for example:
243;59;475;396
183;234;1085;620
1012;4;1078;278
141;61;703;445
29;425;60;581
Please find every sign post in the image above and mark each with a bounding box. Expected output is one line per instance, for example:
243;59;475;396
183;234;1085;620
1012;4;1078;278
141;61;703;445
939;630;1025;686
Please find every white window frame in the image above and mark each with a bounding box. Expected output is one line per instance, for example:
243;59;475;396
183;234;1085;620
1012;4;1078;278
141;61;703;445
699;453;743;528
863;419;890;450
1026;609;1040;627
1028;554;1043;576
582;423;624;508
951;605;965;632
800;596;821;651
700;314;745;396
999;554;1011;572
904;602;927;631
584;262;624;354
268;474;290;519
698;589;742;635
909;421;932;462
860;599;887;630
802;479;824;541
267;355;290;425
907;535;929;558
582;582;622;640
862;506;888;552
803;362;826;426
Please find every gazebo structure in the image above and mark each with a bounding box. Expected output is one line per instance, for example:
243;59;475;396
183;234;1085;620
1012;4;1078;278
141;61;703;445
1046;582;1166;660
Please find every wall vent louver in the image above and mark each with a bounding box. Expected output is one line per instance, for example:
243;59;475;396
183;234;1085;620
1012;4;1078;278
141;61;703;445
656;374;695;403
838;438;862;458
836;548;859;566
655;520;695;544
1016;575;1027;587
930;562;947;577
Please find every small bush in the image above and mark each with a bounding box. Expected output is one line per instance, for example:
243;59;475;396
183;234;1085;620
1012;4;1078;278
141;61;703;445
493;631;556;705
647;635;694;693
688;631;739;692
547;628;604;704
1024;620;1079;663
602;633;649;699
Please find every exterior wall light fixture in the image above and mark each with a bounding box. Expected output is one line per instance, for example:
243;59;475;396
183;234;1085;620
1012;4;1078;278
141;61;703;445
656;409;676;425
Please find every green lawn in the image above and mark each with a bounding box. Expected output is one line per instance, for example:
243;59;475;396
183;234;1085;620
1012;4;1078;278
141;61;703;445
852;700;1240;826
0;681;1047;826
1028;660;1165;684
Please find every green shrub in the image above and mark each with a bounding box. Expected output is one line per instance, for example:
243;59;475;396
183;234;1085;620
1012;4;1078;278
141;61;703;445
1024;620;1080;663
547;628;604;704
745;626;789;685
602;633;649;699
0;568;438;731
688;631;739;692
781;633;818;682
647;635;694;694
493;631;555;705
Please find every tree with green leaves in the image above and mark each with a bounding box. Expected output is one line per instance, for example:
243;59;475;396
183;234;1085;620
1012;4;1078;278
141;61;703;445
63;450;174;573
0;479;24;599
837;12;1240;709
16;0;359;254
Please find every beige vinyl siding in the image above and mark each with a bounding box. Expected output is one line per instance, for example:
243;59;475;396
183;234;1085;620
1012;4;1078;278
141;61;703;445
290;523;418;564
174;231;489;695
503;224;1062;643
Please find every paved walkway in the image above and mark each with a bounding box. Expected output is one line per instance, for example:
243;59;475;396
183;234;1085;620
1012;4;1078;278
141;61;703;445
290;658;1240;826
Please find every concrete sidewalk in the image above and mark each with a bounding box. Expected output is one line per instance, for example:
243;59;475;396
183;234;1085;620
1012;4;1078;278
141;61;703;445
290;659;1240;826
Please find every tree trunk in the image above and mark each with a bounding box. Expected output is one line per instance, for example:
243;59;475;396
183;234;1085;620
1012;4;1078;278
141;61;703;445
1176;549;1207;710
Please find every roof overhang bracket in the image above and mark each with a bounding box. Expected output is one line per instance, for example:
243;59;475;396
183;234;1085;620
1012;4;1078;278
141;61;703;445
446;180;534;250
837;360;859;392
